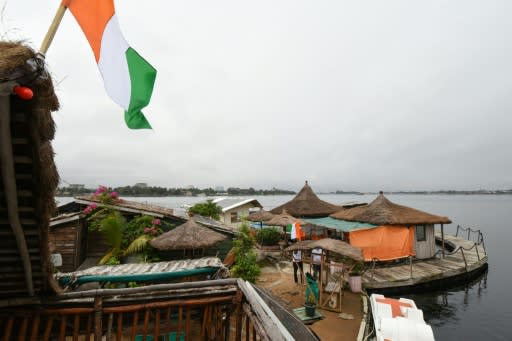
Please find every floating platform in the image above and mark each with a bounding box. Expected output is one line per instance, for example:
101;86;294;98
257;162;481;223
363;233;488;293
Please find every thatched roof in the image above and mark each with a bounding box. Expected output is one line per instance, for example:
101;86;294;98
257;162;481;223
247;209;275;222
270;181;340;217
266;209;303;227
330;192;452;225
285;238;364;262
0;41;60;300
150;219;228;250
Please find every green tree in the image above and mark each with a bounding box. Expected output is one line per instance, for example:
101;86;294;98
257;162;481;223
84;187;164;264
231;223;260;283
188;200;222;220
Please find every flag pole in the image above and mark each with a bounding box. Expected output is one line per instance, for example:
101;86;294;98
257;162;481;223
39;3;68;56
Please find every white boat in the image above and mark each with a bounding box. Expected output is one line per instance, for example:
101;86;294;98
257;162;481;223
370;293;435;341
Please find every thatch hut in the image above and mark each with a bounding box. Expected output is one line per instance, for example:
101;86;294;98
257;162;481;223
266;209;303;227
0;41;60;299
247;208;275;222
150;219;228;258
331;192;452;260
270;181;340;217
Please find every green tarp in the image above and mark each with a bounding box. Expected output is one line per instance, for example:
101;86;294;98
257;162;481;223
59;267;218;286
302;217;376;232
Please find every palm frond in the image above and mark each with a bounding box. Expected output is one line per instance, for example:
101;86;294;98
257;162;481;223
99;249;116;265
100;212;126;249
124;235;152;255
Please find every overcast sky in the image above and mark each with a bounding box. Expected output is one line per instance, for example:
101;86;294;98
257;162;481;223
2;1;511;192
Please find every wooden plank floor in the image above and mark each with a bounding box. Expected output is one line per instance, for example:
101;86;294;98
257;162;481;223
362;233;488;290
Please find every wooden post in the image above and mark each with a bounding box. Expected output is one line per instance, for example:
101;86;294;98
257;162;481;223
441;224;445;258
39;4;68;56
234;289;243;341
409;256;413;279
460;249;468;272
94;296;103;341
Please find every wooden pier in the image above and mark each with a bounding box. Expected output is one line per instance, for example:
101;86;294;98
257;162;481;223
362;229;488;291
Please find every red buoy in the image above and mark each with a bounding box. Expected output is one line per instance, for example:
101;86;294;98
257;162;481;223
13;86;33;100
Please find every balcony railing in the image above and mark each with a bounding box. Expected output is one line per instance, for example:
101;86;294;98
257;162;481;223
0;278;302;341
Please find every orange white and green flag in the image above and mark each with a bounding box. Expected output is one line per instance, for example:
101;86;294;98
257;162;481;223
63;0;156;129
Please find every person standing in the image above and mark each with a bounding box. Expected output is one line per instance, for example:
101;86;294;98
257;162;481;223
292;250;304;284
311;247;323;281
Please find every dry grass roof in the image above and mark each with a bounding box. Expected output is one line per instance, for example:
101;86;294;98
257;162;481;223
247;209;275;222
330;192;452;225
266;209;303;226
150;219;228;250
285;238;364;262
0;41;60;299
270;181;340;217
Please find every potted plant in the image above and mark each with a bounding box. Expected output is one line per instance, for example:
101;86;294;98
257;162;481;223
348;261;365;293
304;291;317;317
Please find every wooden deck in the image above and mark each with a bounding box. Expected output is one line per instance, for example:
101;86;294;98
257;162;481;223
362;233;488;291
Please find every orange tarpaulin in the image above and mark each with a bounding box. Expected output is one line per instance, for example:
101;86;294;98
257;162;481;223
348;225;415;261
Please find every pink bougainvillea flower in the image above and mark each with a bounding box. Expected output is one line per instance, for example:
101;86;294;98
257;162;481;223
152;219;161;226
89;203;98;209
94;186;108;195
144;227;151;234
110;191;119;198
83;207;91;214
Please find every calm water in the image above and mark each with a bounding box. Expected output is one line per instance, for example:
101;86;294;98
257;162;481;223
57;194;511;340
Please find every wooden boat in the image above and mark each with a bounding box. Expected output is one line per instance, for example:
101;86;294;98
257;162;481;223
370;293;435;341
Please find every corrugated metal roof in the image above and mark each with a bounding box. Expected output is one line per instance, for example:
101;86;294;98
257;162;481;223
212;198;262;212
56;257;229;285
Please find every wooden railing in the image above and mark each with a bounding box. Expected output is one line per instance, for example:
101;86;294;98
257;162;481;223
368;227;487;281
0;279;295;341
455;225;487;255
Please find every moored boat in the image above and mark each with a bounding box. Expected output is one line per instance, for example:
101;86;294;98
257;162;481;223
370;293;435;341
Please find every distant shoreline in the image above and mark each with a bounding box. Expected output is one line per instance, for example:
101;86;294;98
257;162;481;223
56;190;512;198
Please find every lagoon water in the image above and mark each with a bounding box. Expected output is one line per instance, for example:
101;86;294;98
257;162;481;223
57;194;511;340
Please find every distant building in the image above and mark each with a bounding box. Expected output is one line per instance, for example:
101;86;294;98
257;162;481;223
212;198;263;227
69;184;85;190
134;182;148;188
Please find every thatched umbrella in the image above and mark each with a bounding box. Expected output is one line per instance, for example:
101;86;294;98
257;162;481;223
330;192;451;225
150;219;227;250
1;41;60;298
266;209;303;227
270;181;340;217
247;209;275;222
285;238;364;262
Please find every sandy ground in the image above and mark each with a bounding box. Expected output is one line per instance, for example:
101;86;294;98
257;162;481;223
256;261;363;341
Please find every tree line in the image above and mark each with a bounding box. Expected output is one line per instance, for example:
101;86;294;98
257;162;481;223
56;185;295;197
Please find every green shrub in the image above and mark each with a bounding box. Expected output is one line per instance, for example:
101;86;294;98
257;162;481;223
256;227;281;245
188;200;222;220
231;223;260;283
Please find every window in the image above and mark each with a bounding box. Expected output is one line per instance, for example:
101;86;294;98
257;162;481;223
416;225;426;241
230;212;240;223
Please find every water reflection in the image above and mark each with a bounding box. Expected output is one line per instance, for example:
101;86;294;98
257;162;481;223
397;268;488;328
